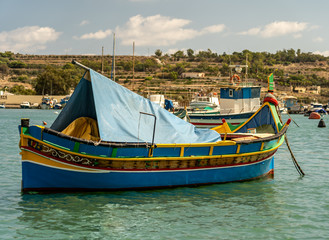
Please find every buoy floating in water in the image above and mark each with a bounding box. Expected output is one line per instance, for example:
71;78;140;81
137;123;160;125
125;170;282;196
309;112;321;119
318;119;326;128
42;121;47;125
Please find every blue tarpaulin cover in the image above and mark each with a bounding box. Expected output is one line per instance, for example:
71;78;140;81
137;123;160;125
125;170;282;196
51;69;221;144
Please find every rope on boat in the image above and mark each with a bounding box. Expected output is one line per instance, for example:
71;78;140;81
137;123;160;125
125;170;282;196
285;134;305;177
286;112;300;127
276;105;305;177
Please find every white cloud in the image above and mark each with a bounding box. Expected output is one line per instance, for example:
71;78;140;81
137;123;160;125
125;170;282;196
239;27;261;36
0;26;61;53
166;48;180;55
239;21;309;38
116;14;225;46
313;37;324;43
201;24;226;34
78;29;112;40
80;20;90;26
313;50;329;57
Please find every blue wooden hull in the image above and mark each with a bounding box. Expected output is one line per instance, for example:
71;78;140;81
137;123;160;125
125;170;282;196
19;100;289;193
21;154;274;191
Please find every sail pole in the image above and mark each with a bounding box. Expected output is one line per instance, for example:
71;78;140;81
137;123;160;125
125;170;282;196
101;46;104;74
133;41;135;81
113;33;116;81
111;33;116;81
72;60;90;71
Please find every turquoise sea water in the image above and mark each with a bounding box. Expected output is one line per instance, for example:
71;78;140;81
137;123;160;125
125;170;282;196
1;109;329;239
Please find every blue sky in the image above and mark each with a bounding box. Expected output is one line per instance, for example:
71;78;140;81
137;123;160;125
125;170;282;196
1;0;329;56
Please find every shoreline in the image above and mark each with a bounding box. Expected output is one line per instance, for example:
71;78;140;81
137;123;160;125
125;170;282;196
0;95;66;109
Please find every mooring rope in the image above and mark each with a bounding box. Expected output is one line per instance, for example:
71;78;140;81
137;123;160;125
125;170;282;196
276;105;305;177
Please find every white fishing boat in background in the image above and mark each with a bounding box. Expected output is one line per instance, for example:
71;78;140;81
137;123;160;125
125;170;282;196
282;96;301;114
189;92;220;110
188;63;261;128
188;85;261;128
20;101;30;109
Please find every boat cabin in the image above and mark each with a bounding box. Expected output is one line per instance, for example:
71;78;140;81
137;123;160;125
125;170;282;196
190;94;220;110
219;86;261;114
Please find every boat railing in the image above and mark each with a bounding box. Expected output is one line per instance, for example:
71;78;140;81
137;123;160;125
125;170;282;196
139;112;156;147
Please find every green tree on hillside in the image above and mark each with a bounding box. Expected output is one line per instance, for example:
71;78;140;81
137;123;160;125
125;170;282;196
35;65;82;95
155;49;162;57
172;51;185;61
8;61;27;68
187;49;194;58
0;63;9;76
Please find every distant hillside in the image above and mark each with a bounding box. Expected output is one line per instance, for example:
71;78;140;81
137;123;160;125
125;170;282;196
0;49;329;104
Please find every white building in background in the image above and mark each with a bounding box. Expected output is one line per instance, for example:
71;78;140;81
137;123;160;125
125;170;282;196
181;72;205;78
291;85;321;94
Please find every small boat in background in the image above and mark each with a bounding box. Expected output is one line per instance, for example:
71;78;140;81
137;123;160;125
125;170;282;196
283;96;301;114
40;96;52;109
20;102;30;109
309;112;321;119
189;92;220;110
0;102;5;108
188;85;261;128
30;103;40;109
188;64;261;128
304;103;327;116
53;103;62;109
60;95;71;108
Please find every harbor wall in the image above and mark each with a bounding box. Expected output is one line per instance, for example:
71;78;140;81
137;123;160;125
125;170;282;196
1;95;66;108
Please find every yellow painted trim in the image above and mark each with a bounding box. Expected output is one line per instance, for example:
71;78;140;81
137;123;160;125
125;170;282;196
260;142;265;151
236;144;241;154
156;141;236;148
268;104;280;133
20;132;285;162
21;149;101;172
148;148;152;157
209;146;214;156
180;147;184;157
20;126;23;147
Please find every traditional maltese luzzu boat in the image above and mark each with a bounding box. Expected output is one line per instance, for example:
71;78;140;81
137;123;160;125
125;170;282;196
19;61;290;192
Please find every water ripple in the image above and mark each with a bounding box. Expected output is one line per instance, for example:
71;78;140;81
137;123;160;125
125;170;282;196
1;112;329;239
